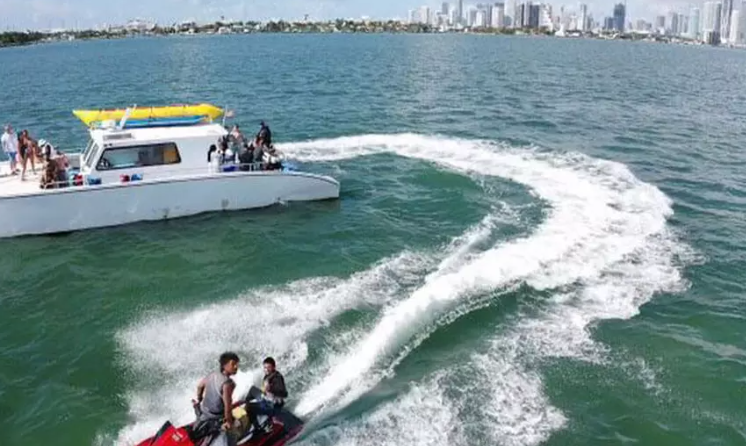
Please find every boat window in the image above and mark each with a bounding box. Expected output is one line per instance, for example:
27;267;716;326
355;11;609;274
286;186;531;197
82;139;98;168
96;142;181;171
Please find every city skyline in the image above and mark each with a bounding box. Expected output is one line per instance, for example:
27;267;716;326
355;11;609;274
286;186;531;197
0;0;726;30
403;0;746;44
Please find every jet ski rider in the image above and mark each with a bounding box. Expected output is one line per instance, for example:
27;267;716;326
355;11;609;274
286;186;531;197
247;357;288;436
192;352;240;446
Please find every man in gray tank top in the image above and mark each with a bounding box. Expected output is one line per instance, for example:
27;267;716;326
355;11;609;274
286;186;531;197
191;352;240;446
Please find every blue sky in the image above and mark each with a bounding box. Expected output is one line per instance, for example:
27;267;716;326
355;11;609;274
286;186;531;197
2;0;697;30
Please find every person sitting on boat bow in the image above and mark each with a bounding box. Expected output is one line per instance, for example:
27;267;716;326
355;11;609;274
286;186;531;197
191;352;240;446
246;357;288;437
38;140;69;188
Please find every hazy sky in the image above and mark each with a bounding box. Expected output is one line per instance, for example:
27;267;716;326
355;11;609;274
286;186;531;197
2;0;704;30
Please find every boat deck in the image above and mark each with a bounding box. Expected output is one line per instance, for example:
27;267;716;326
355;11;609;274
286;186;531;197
0;167;47;197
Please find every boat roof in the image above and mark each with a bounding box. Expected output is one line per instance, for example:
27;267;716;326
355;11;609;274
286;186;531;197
90;122;228;146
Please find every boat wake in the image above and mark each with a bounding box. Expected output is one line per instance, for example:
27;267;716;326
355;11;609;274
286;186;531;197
111;134;691;446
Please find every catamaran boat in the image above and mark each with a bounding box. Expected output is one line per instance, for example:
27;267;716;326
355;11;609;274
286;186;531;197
0;104;340;238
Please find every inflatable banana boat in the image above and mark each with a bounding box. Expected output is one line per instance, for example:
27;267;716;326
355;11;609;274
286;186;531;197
72;103;224;127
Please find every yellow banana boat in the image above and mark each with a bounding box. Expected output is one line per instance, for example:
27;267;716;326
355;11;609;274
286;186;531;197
72;103;224;126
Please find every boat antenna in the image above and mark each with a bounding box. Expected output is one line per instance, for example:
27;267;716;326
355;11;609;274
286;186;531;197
221;104;228;127
119;104;136;130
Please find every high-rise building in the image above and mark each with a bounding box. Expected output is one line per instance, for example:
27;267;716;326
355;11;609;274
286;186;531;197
655;15;666;33
409;9;418;24
729;9;740;42
515;2;525;27
579;4;588;31
703;1;723;44
506;0;516;27
530;3;541;27
603;16;614;30
492;3;506;27
736;1;746;44
689;7;701;39
449;7;460;26
613;3;626;32
418;6;431;24
442;2;450;16
722;0;734;40
484;3;494;26
458;0;464;24
727;5;746;44
667;11;678;34
540;3;553;29
468;7;478;26
475;9;487;26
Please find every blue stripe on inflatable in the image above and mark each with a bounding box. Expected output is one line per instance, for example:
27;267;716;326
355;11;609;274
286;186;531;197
122;115;208;128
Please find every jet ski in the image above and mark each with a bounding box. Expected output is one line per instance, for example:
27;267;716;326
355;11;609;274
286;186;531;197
136;387;304;446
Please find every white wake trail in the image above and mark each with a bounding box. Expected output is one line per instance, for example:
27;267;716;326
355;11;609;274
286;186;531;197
282;135;679;432
113;202;508;445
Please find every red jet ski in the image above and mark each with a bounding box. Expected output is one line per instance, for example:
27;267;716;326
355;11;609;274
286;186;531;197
136;387;304;446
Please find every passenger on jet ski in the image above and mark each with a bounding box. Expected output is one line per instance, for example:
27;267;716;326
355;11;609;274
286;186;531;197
191;352;240;446
246;357;288;436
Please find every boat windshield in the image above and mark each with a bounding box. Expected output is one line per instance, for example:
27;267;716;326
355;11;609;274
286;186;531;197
82;139;99;169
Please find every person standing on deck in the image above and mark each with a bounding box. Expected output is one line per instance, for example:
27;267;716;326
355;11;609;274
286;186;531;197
18;130;37;180
2;125;18;175
257;121;272;148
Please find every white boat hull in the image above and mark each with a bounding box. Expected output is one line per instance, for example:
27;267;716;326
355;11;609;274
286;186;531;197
0;171;339;238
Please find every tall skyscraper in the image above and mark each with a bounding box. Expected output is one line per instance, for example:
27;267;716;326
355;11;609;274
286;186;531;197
604;16;614;30
492;3;506;27
540;4;553;29
613;3;626;32
528;3;540;28
668;11;679;34
469;7;478;26
729;9;740;42
409;9;418;24
449;7;460;26
484;3;494;26
681;14;689;35
655;15;666;32
507;0;516;27
419;6;431;24
514;2;524;27
579;4;588;31
689;7;701;39
703;1;723;44
458;0;464;25
475;9;487;26
721;0;734;40
442;2;450;16
727;4;746;44
678;13;687;35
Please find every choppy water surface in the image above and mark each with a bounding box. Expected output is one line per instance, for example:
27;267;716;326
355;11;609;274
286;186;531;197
1;35;745;446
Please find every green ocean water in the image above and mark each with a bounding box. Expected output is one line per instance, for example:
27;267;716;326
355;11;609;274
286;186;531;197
1;34;746;446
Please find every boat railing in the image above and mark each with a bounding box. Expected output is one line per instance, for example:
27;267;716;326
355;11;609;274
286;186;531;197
36;160;292;191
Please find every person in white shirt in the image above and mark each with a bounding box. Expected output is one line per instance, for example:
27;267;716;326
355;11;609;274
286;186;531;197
2;125;19;175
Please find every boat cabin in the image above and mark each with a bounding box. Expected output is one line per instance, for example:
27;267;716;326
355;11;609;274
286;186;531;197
79;122;229;183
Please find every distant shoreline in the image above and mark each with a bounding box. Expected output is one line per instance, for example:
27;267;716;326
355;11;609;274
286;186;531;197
0;23;728;50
